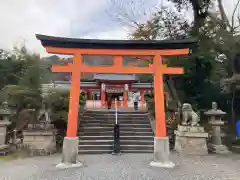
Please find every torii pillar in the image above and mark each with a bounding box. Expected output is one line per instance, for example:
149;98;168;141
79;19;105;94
57;54;82;168
150;55;183;168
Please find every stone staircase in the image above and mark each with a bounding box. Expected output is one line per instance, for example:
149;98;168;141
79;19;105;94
78;110;154;154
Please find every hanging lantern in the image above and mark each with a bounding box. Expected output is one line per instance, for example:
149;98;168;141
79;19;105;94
101;83;106;92
124;84;129;91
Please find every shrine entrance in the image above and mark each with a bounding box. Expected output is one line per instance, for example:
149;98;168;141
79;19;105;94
36;34;196;168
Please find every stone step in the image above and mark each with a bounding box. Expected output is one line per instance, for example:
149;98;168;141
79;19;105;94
78;131;153;136
79;140;154;145
82;116;148;119
82;112;148;115
123;145;154;151
82;115;148;119
78;149;152;154
83;111;148;114
84;111;148;115
78;144;154;151
82;117;148;120
79;126;151;129
79;144;113;150
78;149;112;154
79;123;151;128
81;116;149;120
78;110;153;154
79;136;154;141
120;149;153;153
78;127;152;132
80;120;150;124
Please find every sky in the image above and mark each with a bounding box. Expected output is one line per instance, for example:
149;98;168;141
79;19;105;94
0;0;237;57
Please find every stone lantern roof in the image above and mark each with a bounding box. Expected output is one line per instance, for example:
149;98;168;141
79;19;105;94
204;102;226;116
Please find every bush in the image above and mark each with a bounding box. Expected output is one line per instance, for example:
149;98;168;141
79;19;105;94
44;89;86;149
45;88;85;121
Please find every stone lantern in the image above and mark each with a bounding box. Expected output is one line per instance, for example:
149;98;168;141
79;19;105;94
204;102;230;154
0;101;11;155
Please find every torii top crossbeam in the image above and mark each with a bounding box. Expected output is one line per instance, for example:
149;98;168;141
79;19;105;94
36;34;196;138
36;34;195;51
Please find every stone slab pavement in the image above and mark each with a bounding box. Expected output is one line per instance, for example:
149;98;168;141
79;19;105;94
0;152;240;180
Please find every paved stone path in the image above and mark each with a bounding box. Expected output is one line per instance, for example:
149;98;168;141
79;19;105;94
0;153;240;180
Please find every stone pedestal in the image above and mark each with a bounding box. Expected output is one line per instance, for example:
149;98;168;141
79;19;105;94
150;137;175;168
23;130;56;156
174;125;208;155
208;120;230;154
208;144;230;154
56;137;82;169
0;120;11;145
0;120;11;155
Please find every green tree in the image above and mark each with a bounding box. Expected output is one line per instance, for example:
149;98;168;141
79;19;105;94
131;7;193;107
43;88;85;149
2;46;43;127
0;49;25;90
129;3;224;113
44;89;86;122
167;0;212;35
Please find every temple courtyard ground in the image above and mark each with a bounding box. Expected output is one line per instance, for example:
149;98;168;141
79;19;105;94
0;153;240;180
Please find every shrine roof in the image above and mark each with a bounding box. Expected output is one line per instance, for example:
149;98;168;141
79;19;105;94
36;34;197;50
94;74;137;81
44;81;154;88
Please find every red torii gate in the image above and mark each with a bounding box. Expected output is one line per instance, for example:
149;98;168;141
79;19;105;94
36;34;196;168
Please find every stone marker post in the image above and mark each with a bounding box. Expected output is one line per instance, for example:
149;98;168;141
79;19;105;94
204;102;230;154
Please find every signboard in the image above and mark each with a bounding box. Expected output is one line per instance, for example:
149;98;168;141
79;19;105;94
106;87;124;93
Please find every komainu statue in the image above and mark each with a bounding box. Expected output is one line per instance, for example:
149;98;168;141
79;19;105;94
174;103;208;155
181;103;200;127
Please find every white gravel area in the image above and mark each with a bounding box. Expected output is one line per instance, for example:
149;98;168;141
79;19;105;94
0;153;240;180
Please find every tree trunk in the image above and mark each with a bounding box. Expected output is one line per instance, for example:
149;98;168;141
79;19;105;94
191;1;204;37
217;0;230;29
165;76;181;109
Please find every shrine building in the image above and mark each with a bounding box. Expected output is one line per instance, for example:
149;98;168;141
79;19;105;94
52;73;168;110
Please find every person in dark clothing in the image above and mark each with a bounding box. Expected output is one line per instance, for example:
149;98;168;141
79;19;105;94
107;95;112;109
133;92;139;111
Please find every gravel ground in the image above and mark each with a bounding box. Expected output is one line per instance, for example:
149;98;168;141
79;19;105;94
0;153;240;180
